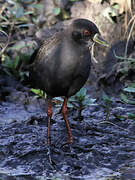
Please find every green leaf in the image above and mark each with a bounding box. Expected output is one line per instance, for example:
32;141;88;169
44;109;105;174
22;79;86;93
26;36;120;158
24;11;34;15
8;44;26;51
16;7;24;18
120;93;135;105
53;8;61;16
3;56;13;68
68;96;77;102
112;4;119;10
103;94;112;104
123;87;135;93
127;113;135;119
31;88;44;97
3;55;19;70
13;56;20;69
76;88;86;101
7;7;15;16
67;102;74;108
29;4;42;9
130;83;135;88
114;114;125;120
16;23;34;28
70;0;79;1
54;97;63;102
0;15;9;22
83;98;97;106
20;0;34;3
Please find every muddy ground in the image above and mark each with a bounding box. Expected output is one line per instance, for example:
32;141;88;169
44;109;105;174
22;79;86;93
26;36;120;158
0;0;135;179
0;65;135;180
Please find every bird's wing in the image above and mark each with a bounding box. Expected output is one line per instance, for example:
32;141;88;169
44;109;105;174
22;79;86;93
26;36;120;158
34;32;63;63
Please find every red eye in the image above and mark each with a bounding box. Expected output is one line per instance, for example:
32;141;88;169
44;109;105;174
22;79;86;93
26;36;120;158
83;29;90;36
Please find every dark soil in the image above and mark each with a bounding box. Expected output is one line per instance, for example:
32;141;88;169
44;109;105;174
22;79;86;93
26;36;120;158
0;69;135;180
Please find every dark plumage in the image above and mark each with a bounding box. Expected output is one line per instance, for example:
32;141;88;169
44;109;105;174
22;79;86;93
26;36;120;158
29;19;108;144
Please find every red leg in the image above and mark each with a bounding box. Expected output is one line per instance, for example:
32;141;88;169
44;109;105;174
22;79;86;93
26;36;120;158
47;98;52;145
62;97;73;144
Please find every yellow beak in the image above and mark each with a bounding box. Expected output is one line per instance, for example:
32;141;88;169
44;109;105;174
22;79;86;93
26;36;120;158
93;33;109;47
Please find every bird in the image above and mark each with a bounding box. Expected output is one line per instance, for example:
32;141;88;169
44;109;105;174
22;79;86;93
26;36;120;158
29;18;109;145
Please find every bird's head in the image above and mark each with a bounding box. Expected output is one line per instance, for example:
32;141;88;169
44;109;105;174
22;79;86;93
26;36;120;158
71;19;109;47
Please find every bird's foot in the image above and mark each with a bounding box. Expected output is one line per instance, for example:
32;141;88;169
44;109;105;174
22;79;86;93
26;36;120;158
60;141;76;157
47;144;56;167
45;137;56;166
60;136;73;147
60;135;73;146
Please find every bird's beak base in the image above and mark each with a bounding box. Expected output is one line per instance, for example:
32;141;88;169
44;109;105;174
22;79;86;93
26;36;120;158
93;33;109;47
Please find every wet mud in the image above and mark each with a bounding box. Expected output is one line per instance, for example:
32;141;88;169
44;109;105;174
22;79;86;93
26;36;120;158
0;72;135;180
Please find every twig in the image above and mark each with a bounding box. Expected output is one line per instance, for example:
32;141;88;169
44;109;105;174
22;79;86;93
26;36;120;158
47;146;53;164
0;22;15;56
0;3;7;15
124;17;135;57
90;43;98;63
105;105;110;121
99;120;129;132
113;50;135;61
